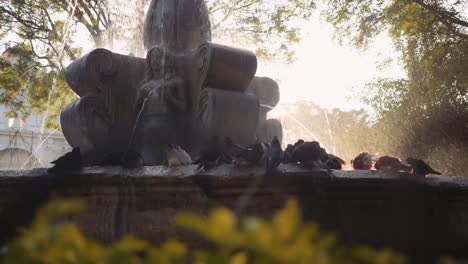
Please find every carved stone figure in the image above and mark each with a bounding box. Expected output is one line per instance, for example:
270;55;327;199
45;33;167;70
247;77;283;143
60;0;282;165
143;0;212;52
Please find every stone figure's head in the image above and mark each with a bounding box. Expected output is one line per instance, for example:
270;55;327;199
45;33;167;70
146;47;163;79
146;46;177;80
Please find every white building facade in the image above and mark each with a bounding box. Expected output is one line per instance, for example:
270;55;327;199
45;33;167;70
0;106;71;170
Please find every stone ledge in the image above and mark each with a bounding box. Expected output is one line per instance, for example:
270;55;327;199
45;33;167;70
0;165;467;263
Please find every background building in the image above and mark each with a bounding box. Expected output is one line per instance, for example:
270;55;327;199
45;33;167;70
0;106;70;170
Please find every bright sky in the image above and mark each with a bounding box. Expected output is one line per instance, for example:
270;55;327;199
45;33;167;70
251;16;406;111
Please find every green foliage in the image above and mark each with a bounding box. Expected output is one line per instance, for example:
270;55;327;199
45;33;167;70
207;0;315;62
323;0;468;175
3;198;411;264
0;44;77;130
0;0;83;129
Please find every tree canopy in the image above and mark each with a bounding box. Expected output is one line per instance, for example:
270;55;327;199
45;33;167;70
322;0;468;174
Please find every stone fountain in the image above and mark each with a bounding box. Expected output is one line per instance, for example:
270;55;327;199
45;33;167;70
60;0;282;165
2;1;468;263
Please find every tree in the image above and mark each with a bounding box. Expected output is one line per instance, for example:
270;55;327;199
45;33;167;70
0;0;84;130
0;0;314;130
207;0;315;62
324;0;468;175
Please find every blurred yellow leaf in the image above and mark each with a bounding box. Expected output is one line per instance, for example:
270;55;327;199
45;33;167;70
116;235;148;252
230;252;247;264
161;239;187;257
209;207;237;240
273;198;301;242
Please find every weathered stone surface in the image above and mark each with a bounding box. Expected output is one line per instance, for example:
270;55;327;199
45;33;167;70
143;0;212;52
204;44;258;93
247;76;280;109
197;88;259;145
0;167;468;263
60;0;280;166
247;76;283;143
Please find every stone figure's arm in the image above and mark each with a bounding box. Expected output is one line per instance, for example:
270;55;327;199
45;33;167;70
134;80;158;115
165;78;187;112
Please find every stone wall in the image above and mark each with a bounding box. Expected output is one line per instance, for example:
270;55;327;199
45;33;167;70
0;166;467;263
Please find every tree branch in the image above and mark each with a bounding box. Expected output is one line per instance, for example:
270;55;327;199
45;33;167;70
410;0;468;28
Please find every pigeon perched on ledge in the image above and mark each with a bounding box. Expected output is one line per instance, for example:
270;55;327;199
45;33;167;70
326;154;346;170
234;142;265;166
166;144;192;167
194;136;230;172
48;147;82;173
406;158;441;176
292;141;321;163
223;137;246;158
351;152;374;170
375;156;411;172
266;136;283;175
283;144;295;164
122;151;144;168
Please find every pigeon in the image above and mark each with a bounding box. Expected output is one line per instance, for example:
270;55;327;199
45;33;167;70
166;144;192;167
351;152;374;170
48;147;82;173
374;156;411;171
282;144;295;164
328;154;346;165
326;154;346;170
293;139;305;149
194;136;229;172
122;150;144;168
266;136;283;175
406;158;441;176
292;141;321;162
326;158;342;170
194;136;225;164
234;143;265;166
319;147;329;162
223;137;246;158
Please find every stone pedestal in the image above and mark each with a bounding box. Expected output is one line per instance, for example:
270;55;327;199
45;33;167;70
1;167;468;264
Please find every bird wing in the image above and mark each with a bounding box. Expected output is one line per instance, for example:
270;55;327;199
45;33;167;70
176;148;192;164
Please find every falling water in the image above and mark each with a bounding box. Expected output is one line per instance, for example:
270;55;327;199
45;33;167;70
323;110;337;155
20;127;60;169
127;91;153;151
261;104;325;146
126;0;167;152
160;0;166;108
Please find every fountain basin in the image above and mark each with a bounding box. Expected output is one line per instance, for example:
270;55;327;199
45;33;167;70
0;165;467;263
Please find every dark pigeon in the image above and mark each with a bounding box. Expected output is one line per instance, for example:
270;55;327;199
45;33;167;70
223;137;246;158
266;136;283;175
292;141;321;163
375;156;411;171
406;158;441;176
122;151;144;168
283;144;295;164
351;152;373;170
48;147;82;173
194;136;229;172
326;158;342;170
293;139;304;149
